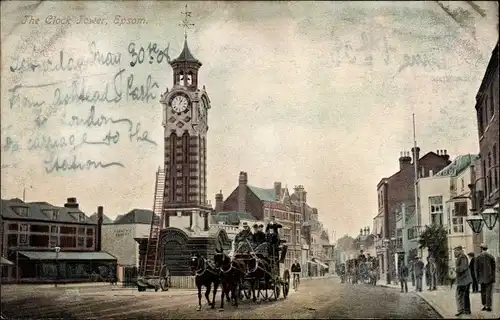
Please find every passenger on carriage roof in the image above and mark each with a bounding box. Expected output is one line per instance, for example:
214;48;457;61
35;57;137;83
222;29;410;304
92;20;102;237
252;223;266;245
265;216;283;234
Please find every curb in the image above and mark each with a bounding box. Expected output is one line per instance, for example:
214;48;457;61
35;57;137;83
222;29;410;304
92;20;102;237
378;284;444;319
415;292;445;319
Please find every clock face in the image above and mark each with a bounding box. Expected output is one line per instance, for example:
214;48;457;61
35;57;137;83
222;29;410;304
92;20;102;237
171;95;189;113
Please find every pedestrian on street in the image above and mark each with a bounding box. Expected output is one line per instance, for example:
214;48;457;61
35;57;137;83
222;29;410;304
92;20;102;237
398;262;409;293
409;259;416;287
454;245;472;316
474;243;496;312
414;256;424;292
425;257;431;290
428;257;437;291
467;252;479;293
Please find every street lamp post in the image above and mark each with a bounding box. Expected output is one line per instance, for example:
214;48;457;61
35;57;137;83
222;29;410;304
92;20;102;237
54;246;61;288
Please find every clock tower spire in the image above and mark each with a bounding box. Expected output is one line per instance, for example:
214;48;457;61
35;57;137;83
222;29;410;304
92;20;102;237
160;4;212;233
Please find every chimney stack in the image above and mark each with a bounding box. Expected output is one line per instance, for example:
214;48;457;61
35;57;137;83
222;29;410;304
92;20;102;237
399;151;412;170
238;172;248;212
439;149;450;163
274;182;282;201
293;185;307;203
64;197;79;209
215;190;224;213
96;206;103;252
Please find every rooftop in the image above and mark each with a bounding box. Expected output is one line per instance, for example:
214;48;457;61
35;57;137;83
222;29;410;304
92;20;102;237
1;198;95;224
434;154;478;177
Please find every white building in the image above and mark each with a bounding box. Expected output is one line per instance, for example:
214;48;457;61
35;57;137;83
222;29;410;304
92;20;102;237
101;209;153;271
417;155;481;265
209;211;257;240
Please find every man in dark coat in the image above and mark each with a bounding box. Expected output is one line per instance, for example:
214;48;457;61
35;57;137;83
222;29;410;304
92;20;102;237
399;262;409;293
235;222;252;247
252;223;266;245
475;243;496;312
414;256;424;292
454;245;472;316
467;252;479;293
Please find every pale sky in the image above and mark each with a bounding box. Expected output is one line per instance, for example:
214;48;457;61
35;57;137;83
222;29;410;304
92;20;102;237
1;1;498;238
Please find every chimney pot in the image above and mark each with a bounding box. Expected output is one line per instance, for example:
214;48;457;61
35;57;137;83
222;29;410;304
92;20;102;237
444;149;447;155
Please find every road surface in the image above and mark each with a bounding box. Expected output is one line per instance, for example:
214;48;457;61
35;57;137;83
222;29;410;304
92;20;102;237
1;278;441;319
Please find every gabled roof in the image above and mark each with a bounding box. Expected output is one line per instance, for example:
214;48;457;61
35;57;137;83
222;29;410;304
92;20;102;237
248;186;277;202
435;154;478;177
113;209;155;225
88;212;114;224
213;211;256;225
1;198;95;224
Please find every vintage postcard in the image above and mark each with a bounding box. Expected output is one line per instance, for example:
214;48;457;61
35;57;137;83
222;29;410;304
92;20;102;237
1;1;499;319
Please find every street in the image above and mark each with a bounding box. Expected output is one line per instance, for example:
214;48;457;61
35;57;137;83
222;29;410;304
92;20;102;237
1;278;441;319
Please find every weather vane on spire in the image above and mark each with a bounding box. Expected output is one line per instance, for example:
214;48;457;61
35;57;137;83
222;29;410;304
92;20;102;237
179;4;194;40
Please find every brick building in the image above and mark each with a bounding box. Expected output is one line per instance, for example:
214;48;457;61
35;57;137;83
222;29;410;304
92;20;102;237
0;197;116;283
215;172;333;274
214;172;302;271
375;148;451;281
472;40;499;290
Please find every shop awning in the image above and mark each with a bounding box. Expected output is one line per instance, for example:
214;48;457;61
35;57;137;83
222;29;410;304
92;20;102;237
311;258;329;269
18;251;117;261
1;257;14;265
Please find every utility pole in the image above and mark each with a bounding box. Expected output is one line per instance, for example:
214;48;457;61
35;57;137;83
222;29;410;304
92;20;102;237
412;114;420;227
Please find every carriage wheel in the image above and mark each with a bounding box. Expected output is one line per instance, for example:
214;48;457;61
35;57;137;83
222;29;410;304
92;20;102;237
282;270;290;298
268;279;280;301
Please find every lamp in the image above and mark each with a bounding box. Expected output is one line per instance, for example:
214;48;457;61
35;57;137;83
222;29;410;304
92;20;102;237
480;207;499;230
466;215;484;234
54;246;61;288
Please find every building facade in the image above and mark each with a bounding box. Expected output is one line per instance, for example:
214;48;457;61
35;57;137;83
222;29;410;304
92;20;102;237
473;40;499;291
101;209;153;267
215;173;332;276
0;198;116;283
376;148;451;281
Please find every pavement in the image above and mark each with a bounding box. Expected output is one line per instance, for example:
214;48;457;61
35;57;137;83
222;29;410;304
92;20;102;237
1;276;440;319
378;281;499;319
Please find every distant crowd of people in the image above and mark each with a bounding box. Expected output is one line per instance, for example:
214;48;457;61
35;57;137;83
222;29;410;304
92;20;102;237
396;243;496;316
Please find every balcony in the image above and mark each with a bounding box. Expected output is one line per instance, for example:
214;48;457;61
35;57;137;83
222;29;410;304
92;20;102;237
408;226;423;241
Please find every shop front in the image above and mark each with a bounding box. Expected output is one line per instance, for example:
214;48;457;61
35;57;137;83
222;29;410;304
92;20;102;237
8;250;117;283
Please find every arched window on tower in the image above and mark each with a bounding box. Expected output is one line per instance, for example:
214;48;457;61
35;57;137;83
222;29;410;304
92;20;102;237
187;71;193;86
179;71;184;85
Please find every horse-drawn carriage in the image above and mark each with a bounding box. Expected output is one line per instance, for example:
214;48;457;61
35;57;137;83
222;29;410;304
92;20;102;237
189;235;291;310
232;239;290;302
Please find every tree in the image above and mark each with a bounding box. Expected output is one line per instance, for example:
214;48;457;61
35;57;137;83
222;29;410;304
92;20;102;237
418;224;449;285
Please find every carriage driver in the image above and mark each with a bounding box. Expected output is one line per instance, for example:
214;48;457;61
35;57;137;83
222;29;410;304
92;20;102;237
236;222;252;242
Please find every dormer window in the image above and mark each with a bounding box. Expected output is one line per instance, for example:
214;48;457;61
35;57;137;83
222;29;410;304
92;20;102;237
12;206;30;217
78;213;85;222
43;209;59;220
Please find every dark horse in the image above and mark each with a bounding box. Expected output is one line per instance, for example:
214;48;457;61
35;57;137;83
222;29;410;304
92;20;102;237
214;248;246;309
246;249;271;302
189;253;221;311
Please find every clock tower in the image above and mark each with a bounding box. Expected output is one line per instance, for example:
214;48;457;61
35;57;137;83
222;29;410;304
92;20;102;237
159;6;211;232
